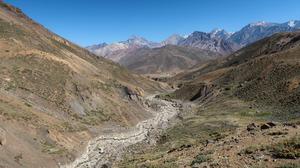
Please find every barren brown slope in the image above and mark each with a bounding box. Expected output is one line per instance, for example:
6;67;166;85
0;2;166;168
170;31;300;120
117;32;300;168
118;45;221;75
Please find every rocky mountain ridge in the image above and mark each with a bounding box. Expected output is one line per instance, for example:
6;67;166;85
88;20;300;58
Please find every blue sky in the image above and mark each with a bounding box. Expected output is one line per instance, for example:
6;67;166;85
5;0;300;46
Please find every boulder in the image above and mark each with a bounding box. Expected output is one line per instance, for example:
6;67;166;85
101;164;108;168
267;122;277;127
247;123;258;131
261;123;271;130
123;86;144;100
261;122;277;130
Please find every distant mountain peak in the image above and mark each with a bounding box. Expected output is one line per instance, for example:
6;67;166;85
122;35;148;45
210;28;223;33
116;35;161;48
210;28;231;39
161;34;185;45
86;42;108;50
183;34;190;38
288;20;296;27
249;21;270;27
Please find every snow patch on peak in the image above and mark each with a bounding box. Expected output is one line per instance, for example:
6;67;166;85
211;28;223;34
250;21;268;27
210;28;231;39
288;20;296;27
183;33;190;39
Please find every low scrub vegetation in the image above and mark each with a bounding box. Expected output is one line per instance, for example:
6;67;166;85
267;136;300;159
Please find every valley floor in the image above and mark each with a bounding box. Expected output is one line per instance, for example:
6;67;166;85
63;94;183;168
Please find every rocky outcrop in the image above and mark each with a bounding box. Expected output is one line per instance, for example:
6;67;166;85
190;84;214;101
247;123;258;131
261;122;277;130
123;86;144;101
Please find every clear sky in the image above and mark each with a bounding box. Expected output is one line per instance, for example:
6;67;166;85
5;0;300;46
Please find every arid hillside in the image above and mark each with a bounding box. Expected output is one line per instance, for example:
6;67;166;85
0;1;299;168
171;31;300;119
119;45;221;75
0;2;166;167
117;32;300;168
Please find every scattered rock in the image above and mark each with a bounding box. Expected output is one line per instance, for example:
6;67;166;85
123;86;144;101
167;148;177;153
252;154;265;161
292;125;298;128
179;144;192;150
261;124;271;130
205;139;215;146
66;94;181;167
14;153;22;164
283;122;298;128
260;122;277;130
267;122;277;127
247;123;258;131
101;164;108;168
268;131;288;136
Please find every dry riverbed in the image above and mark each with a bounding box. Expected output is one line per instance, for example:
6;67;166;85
62;95;182;168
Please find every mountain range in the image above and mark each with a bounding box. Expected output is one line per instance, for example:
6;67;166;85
1;1;300;168
87;20;300;75
88;20;300;57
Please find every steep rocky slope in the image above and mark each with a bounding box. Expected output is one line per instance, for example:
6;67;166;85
229;21;300;47
178;31;238;55
0;2;165;167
